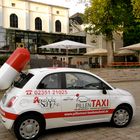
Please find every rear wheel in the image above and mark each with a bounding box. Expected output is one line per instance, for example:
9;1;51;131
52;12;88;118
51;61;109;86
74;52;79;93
111;106;132;128
14;114;44;140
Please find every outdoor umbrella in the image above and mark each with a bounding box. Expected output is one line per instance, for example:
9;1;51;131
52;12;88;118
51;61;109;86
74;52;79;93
39;40;93;49
84;48;107;56
116;49;135;62
121;43;140;61
84;48;107;67
39;40;93;63
121;43;140;51
116;49;135;56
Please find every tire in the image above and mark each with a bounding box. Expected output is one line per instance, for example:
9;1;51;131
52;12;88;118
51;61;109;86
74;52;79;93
14;114;44;140
111;106;132;128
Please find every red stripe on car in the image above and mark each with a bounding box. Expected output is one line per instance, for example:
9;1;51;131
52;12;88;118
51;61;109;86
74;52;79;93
0;107;114;120
0;107;18;120
44;109;114;119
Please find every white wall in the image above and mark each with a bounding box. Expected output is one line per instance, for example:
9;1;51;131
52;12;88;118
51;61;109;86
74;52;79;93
86;33;123;52
1;0;69;34
52;7;69;33
0;2;2;27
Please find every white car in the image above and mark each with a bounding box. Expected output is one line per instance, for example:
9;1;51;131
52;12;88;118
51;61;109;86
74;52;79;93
0;68;136;140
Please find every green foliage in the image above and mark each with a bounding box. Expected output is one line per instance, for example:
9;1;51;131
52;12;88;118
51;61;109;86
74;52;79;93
84;0;134;40
124;22;140;46
0;55;9;66
131;0;140;18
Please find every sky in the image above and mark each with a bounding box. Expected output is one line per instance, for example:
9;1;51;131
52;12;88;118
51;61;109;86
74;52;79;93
32;0;88;16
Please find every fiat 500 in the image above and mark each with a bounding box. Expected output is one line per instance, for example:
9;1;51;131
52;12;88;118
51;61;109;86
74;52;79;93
0;68;136;140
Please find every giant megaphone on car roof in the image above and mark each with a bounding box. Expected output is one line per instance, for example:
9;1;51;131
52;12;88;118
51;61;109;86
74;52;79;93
0;48;30;90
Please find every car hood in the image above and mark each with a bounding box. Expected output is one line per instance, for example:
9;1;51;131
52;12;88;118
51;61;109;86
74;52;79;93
115;88;132;96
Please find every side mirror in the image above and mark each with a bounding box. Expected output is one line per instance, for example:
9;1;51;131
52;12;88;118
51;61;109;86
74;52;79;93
102;87;107;94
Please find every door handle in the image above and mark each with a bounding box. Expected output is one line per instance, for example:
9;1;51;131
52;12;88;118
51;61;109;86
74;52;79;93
63;97;73;101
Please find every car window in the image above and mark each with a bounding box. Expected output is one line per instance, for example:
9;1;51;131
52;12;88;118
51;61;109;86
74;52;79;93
14;73;34;88
37;73;61;89
65;72;107;90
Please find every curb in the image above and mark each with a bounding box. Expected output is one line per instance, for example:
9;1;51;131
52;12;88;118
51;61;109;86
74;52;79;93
108;79;140;83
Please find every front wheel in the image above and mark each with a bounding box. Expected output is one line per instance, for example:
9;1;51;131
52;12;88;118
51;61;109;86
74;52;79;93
111;106;132;128
14;114;44;140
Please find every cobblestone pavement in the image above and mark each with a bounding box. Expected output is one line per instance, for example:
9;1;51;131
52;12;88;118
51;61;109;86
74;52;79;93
40;81;140;140
0;70;140;140
90;68;140;82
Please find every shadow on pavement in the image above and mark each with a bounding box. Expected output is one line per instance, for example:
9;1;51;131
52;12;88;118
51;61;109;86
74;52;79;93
40;122;110;139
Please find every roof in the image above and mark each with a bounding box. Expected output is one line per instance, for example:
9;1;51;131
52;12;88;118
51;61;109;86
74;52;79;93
69;12;84;25
27;67;112;89
70;12;83;19
28;67;90;75
27;0;69;9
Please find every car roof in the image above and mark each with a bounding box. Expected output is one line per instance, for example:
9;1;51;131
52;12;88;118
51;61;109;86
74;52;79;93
28;67;91;75
27;67;114;89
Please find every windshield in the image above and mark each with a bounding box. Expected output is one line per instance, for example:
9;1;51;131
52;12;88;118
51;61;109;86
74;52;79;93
14;72;34;88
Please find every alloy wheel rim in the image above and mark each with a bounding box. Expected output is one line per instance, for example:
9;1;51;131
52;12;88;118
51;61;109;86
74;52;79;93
19;119;40;139
113;109;129;126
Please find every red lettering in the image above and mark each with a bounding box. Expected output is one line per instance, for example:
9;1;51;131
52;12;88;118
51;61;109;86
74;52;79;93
26;90;32;95
33;96;39;103
91;100;96;107
107;99;109;106
101;99;106;106
91;99;109;108
34;90;37;95
96;100;101;107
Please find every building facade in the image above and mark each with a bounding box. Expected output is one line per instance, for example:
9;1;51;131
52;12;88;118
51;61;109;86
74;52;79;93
69;13;127;67
0;0;85;55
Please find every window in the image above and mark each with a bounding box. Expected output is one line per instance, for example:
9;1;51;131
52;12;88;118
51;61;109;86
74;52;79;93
37;73;61;89
14;73;34;88
65;72;110;90
55;20;61;32
56;11;59;14
35;17;42;30
11;3;15;7
10;14;18;28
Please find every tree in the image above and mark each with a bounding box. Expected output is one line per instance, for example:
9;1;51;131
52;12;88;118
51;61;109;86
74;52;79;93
131;0;140;18
124;0;140;46
84;0;134;65
123;20;140;46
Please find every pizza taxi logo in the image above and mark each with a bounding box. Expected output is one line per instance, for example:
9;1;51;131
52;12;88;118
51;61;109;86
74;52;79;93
33;96;59;108
75;94;109;110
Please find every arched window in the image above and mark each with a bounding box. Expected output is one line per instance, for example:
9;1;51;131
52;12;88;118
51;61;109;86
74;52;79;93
35;17;42;30
55;20;61;32
10;14;18;28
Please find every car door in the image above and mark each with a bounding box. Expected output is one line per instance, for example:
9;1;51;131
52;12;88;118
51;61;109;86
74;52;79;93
36;73;62;118
61;72;112;123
